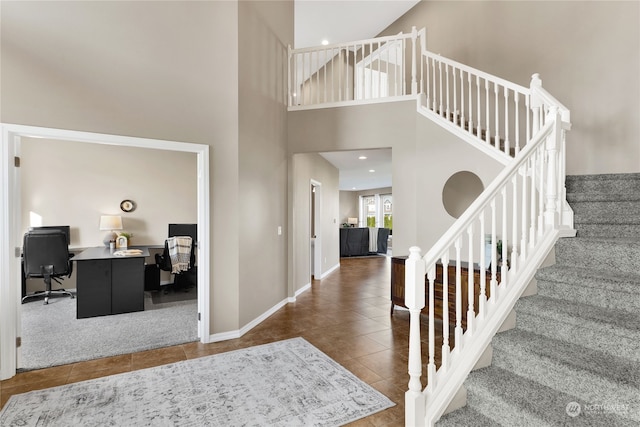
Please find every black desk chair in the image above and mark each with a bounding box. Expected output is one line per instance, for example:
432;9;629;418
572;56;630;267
154;223;197;293
22;230;75;305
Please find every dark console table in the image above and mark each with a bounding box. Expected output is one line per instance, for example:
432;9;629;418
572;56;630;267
73;246;149;319
340;227;369;256
340;227;390;257
391;256;499;328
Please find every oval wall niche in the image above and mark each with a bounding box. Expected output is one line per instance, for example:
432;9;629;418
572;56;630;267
442;171;484;219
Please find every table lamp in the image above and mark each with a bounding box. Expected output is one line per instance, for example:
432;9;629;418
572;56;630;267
347;217;358;227
99;215;123;246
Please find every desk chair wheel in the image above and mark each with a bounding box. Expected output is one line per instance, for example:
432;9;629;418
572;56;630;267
22;288;75;305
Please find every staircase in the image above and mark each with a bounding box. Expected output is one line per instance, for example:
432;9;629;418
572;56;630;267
289;30;583;425
438;173;640;426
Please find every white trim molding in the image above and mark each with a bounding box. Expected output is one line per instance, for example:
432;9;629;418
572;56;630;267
0;123;211;380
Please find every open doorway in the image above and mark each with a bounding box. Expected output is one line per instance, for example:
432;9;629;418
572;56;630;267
310;180;322;280
0;124;210;380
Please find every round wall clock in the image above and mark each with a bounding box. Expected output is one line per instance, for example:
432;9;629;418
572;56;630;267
120;199;136;213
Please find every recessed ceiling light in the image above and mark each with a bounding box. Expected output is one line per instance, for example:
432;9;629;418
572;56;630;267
321;39;329;46
358;156;367;160
369;169;375;173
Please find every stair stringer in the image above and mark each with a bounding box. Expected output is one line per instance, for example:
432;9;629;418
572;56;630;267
425;229;561;426
415;96;513;166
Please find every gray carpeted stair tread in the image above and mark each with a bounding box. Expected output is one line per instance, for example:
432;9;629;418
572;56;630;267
554;237;640;275
570;195;640;236
566;172;640;181
515;294;640;333
536;265;640;290
574;225;640;239
573;213;640;224
436;405;501;426
491;329;640;421
566;173;640;193
557;236;640;245
464;366;636;426
515;295;640;361
570;200;640;218
571;207;640;222
567;192;640;202
536;265;640;291
535;265;640;313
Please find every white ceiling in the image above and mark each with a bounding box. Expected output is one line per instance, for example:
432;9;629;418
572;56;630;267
295;0;420;49
295;0;419;191
319;149;392;191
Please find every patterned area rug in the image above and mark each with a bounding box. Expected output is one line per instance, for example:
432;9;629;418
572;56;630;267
0;337;395;426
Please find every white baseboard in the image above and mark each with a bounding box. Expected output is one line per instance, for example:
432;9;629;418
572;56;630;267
320;262;340;279
206;260;340;344
291;282;311;302
208;280;314;344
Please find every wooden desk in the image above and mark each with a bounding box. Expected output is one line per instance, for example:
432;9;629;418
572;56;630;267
73;246;150;319
391;256;499;327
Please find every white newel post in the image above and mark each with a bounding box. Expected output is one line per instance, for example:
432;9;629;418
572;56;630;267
530;73;542;134
411;26;418;95
544;106;560;230
287;45;292;107
405;246;426;427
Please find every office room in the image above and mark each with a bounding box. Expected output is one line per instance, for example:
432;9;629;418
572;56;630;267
19;135;199;371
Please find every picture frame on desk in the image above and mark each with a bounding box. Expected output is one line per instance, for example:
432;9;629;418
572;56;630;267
115;235;128;249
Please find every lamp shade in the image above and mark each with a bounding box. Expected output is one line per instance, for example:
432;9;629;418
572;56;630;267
347;217;358;225
99;215;123;231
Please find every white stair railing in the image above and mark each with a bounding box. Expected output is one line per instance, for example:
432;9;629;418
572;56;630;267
405;79;571;426
288;27;425;109
288;30;572;427
421;52;530;158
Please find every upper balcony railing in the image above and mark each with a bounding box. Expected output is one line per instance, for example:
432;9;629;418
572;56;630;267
288;28;424;109
288;27;570;161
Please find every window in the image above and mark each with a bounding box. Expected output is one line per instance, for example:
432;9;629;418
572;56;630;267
382;194;392;230
359;193;392;229
362;195;377;227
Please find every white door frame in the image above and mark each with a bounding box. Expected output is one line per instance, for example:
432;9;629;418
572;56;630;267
0;123;211;380
310;180;322;279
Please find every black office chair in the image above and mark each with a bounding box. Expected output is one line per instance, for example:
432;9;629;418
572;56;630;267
155;224;197;293
22;230;75;305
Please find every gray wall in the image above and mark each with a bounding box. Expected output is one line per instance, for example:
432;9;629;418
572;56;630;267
290;153;340;292
382;0;640;175
289;101;418;256
1;0;293;336
339;191;359;226
21;138;197;248
288;101;503;259
238;1;291;325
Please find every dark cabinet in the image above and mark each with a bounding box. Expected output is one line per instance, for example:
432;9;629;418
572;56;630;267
340;227;369;256
391;256;498;328
111;257;145;315
74;248;146;319
76;259;112;318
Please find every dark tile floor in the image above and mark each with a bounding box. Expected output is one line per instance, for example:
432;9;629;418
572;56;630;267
1;256;441;426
